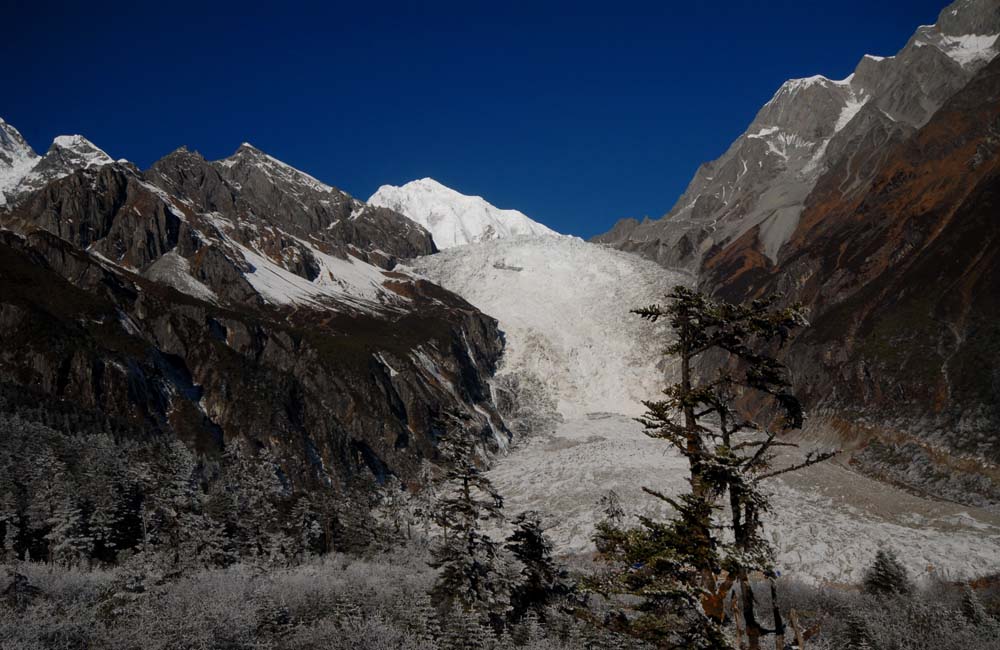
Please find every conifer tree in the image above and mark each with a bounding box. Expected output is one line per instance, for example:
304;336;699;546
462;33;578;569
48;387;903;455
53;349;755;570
0;492;20;562
413;459;442;539
960;584;994;628
25;446;69;560
208;444;289;563
46;494;92;566
843;612;877;650
290;495;324;560
862;548;913;597
411;592;444;645
440;604;493;650
77;433;134;563
598;490;626;528
505;511;571;623
428;425;509;630
377;475;416;542
327;481;381;553
595;285;836;649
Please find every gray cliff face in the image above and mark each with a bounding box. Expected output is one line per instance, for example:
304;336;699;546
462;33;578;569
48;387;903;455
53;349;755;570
594;0;1000;270
146;145;436;269
0;134;507;489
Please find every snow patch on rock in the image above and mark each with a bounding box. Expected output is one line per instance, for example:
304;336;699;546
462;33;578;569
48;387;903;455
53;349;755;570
235;239;397;312
144;251;218;303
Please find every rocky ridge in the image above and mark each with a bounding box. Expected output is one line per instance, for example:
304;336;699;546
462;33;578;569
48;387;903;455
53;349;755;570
595;0;1000;270
0;125;507;489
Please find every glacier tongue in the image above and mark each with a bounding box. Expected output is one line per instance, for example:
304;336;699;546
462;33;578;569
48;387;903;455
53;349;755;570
369;177;560;249
405;235;686;418
412;234;1000;585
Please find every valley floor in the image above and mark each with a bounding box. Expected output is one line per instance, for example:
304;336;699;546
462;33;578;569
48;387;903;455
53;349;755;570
489;413;1000;585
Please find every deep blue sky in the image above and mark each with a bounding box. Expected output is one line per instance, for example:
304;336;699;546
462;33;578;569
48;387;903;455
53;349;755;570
3;1;947;238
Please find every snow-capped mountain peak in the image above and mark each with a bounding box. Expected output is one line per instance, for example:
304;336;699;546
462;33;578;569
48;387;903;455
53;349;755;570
45;134;114;168
0;118;38;167
368;177;559;249
0;120;115;207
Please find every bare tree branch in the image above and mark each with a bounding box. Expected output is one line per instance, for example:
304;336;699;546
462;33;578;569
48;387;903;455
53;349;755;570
757;450;840;481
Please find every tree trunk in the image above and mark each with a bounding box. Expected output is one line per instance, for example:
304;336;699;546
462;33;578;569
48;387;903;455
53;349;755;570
770;577;785;650
740;574;763;650
789;609;806;650
680;326;718;601
732;587;746;650
703;572;736;623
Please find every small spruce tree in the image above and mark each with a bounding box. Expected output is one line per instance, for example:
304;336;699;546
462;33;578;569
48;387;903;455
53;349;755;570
960;584;993;628
505;511;571;623
862;548;913;597
428;424;509;631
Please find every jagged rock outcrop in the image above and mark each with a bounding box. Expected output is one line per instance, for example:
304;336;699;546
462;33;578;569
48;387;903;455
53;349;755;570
0;136;507;489
149;145;436;268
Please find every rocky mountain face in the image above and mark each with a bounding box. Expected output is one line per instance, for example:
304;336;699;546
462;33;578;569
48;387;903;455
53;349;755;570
594;0;1000;508
595;0;1000;271
705;53;1000;509
150;144;437;269
0;128;507;490
593;0;1000;508
368;177;559;248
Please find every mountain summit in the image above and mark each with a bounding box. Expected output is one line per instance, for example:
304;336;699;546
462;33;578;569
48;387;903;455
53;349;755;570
0;121;113;207
368;177;559;249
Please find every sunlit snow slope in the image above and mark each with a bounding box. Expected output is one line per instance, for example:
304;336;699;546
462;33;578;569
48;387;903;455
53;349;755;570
409;235;1000;585
369;178;559;249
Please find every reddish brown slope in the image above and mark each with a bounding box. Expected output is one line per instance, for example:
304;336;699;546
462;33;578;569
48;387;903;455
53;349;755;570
704;57;1000;502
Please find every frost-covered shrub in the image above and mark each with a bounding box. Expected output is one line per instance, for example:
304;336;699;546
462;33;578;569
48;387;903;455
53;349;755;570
772;576;1000;650
492;371;562;438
